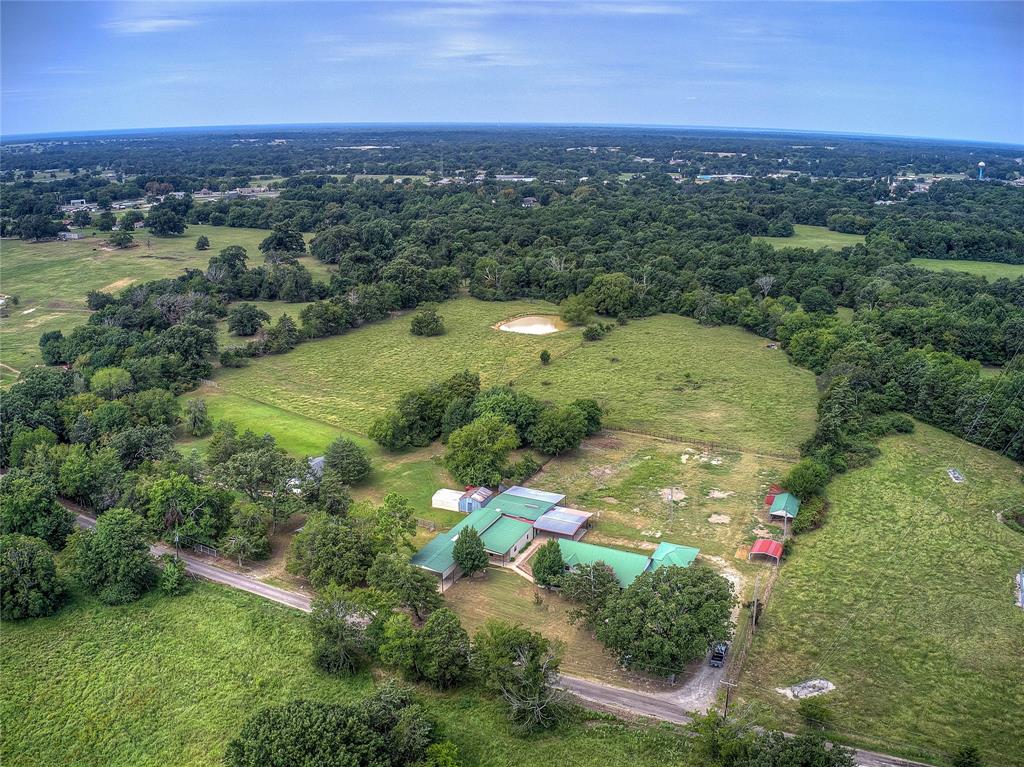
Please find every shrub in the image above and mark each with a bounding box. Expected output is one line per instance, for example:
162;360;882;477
539;349;551;365
791;495;828;535
528;405;587;455
559;294;593;325
783;458;830;500
410;306;445;336
504;455;540;484
582;322;614;341
570;398;602;435
157;554;190;595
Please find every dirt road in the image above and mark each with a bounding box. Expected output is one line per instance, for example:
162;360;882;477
71;512;935;767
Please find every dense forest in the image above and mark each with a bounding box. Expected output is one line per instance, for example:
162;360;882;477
3;128;1022;480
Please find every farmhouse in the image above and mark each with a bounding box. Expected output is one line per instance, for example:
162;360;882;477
415;484;698;588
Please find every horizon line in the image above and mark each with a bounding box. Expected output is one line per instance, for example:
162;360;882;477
3;120;1022;150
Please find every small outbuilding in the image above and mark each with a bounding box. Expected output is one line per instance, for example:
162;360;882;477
458;486;494;513
432;489;463;512
748;538;783;565
768;492;800;521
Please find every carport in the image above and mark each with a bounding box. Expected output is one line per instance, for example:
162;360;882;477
748;538;783;565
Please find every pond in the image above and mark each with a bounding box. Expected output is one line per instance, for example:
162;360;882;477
495;315;567;335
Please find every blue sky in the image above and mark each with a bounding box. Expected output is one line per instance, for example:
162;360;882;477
2;1;1022;143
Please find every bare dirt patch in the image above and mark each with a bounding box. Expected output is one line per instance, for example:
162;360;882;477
24;313;61;328
707;514;731;525
101;277;137;292
658;487;687;502
707;489;734;499
776;679;835;699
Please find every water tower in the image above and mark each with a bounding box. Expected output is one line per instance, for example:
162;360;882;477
978;161;985;180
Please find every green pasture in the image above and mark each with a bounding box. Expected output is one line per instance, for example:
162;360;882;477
755;224;865;251
211;298;817;458
0;225;330;373
910;258;1024;280
0;582;692;767
739;423;1024;765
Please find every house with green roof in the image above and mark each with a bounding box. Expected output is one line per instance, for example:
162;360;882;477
556;539;651;587
411;501;538;586
558;539;701;587
412;485;700;589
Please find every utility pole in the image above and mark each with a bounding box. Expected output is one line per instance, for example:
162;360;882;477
723;682;734;720
751;571;761;633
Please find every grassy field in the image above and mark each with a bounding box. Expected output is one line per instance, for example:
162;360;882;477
211;298;817;458
738;424;1024;765
0;583;693;767
755;224;865;250
0;225;329;373
910;258;1024;280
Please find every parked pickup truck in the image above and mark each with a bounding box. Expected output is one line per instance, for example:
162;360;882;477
709;642;729;668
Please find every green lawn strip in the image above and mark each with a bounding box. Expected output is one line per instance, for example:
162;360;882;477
909;258;1024;281
754;224;865;251
738;423;1024;765
0;582;692;767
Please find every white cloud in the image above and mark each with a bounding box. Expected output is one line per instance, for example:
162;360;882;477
430;32;525;66
391;0;694;27
102;17;197;35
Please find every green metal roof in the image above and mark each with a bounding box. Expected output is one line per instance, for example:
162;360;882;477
557;539;652;587
481;516;533;555
649;541;700;570
769;492;800;518
487;491;557;522
449;507;503;537
410;532;457;575
411;505;534;575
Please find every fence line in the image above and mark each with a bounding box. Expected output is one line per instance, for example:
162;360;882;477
605;426;799;462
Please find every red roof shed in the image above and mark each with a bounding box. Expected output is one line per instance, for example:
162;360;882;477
748;538;783;564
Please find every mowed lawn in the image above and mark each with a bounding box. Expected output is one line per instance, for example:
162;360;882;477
910;257;1024;281
0;225;328;372
212;298;817;457
0;583;692;767
754;224;865;250
739;424;1024;765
